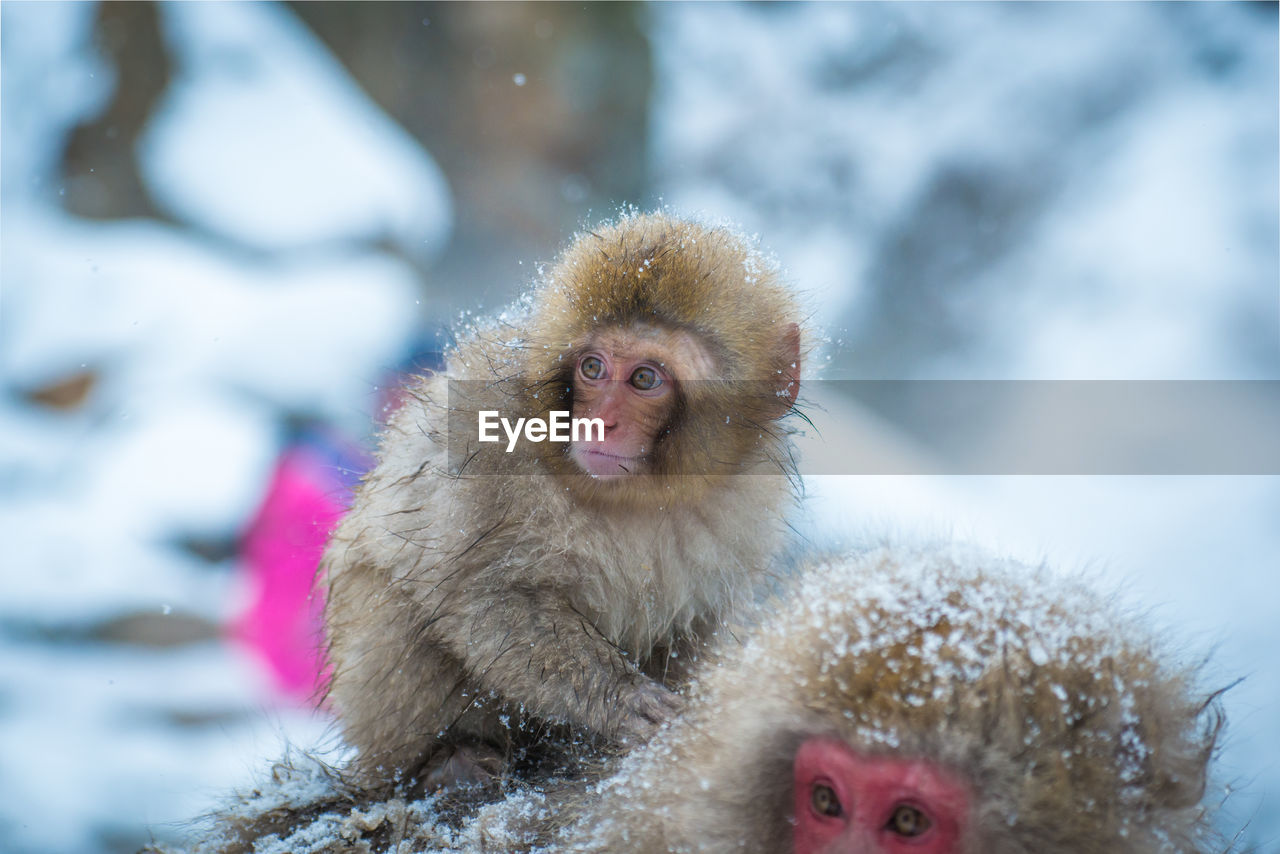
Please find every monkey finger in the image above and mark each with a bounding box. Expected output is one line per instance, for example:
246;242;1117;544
617;681;685;743
422;741;504;793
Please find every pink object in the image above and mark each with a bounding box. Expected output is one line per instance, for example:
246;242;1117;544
232;354;428;702
233;442;363;702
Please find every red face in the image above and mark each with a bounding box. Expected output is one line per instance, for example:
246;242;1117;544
569;328;716;478
569;346;675;478
793;739;969;854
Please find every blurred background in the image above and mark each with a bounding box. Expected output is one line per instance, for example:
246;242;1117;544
1;2;1276;851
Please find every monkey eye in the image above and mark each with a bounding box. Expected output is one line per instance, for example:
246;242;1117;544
629;366;662;390
810;783;842;818
579;355;606;380
886;804;931;837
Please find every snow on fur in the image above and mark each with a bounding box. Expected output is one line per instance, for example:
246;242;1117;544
160;544;1222;853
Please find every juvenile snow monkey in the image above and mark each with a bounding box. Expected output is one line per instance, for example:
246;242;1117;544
323;212;805;789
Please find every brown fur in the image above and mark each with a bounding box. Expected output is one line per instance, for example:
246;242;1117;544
323;212;805;787
162;545;1223;853
561;545;1223;854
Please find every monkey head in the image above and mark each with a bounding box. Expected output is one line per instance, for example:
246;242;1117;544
524;212;803;503
566;323;717;478
573;546;1223;854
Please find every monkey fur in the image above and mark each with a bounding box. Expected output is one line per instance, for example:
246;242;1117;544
559;545;1224;854
163;544;1224;854
323;212;806;787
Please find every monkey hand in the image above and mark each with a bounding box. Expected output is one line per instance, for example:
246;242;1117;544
614;678;685;745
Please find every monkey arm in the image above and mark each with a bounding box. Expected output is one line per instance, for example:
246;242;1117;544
424;582;684;742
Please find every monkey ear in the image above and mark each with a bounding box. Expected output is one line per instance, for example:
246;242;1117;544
772;322;801;416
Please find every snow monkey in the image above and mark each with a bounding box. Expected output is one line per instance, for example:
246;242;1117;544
553;545;1224;854
163;545;1222;854
323;212;805;789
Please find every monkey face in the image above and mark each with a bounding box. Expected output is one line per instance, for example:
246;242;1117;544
522;215;803;501
569;351;672;477
792;738;969;854
568;325;717;478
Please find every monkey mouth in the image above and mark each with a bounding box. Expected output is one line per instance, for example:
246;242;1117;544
572;447;643;477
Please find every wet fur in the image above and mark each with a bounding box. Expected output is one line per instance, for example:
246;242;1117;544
567;546;1224;854
323;212;806;785
161;546;1224;853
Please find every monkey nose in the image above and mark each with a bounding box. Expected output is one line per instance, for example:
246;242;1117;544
594;392;624;428
584;406;617;430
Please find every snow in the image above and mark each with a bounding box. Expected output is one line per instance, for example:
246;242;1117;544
4;211;423;431
0;640;333;852
1;3;444;851
0;2;111;201
651;2;1277;379
2;1;1275;851
138;2;452;261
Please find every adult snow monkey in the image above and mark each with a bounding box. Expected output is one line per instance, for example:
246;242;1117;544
323;211;805;790
556;545;1224;854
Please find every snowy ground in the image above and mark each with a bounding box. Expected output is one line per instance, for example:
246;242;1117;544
2;3;1276;852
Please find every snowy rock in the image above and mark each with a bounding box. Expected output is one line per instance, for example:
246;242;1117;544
0;2;109;201
138;2;452;261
